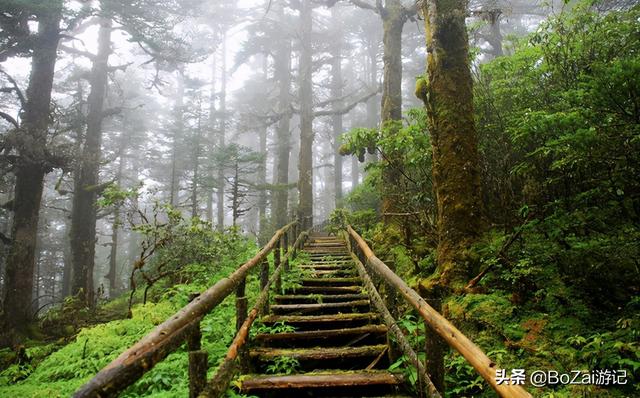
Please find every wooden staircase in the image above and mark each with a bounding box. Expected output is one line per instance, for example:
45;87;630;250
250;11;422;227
237;234;411;398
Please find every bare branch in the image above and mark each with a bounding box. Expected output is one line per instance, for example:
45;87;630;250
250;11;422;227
59;44;97;60
0;231;12;245
1;200;14;210
348;0;379;13
0;111;19;128
0;67;26;107
313;87;380;117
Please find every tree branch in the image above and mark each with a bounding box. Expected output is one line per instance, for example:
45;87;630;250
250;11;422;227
313;87;380;117
0;231;12;245
0;111;19;128
0;67;26;107
348;0;380;13
59;44;97;60
1;199;14;211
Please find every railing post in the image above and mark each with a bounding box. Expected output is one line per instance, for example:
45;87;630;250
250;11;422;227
235;277;249;374
423;287;446;394
274;237;282;293
189;351;208;398
283;229;289;272
185;302;207;398
236;277;248;332
260;259;269;315
384;259;400;319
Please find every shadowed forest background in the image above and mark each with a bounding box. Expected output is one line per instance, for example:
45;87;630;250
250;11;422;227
0;0;638;397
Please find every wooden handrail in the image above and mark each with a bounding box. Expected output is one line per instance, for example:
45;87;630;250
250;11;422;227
346;226;532;398
201;230;310;397
73;221;298;398
348;247;442;398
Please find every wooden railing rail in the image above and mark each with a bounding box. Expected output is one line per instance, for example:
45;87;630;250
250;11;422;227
73;221;299;398
345;226;532;398
349;248;442;398
201;230;310;397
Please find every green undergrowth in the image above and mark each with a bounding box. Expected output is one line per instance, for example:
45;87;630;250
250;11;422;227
0;224;267;397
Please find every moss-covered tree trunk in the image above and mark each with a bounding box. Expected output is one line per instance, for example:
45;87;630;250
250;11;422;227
420;0;484;289
70;15;113;306
380;0;408;223
297;0;314;230
2;2;63;332
418;1;485;393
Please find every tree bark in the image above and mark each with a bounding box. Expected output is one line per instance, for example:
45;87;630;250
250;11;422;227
206;52;217;223
380;0;407;221
106;120;129;297
273;5;292;228
380;0;405;123
331;10;344;209
366;37;379;163
257;57;268;238
70;15;113;306
2;2;63;332
216;33;228;231
191;105;203;219
297;1;314;229
169;70;184;207
419;0;485;290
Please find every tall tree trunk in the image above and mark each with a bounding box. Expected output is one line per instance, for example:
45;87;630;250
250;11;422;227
257;57;268;237
366;39;379;163
2;2;63;332
106;123;128;297
206;52;217;223
62;79;85;298
380;0;407;221
351;157;359;190
231;161;239;226
61;223;72;297
487;10;503;58
257;124;267;231
420;0;484;289
380;0;405;122
191;104;203;219
297;1;314;230
418;4;485;393
70;16;112;306
169;70;185;207
273;11;292;228
331;11;344;209
216;33;228;231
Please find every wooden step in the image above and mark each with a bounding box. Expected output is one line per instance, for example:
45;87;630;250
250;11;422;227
290;285;362;294
261;312;379;328
301;277;362;286
308;253;350;256
270;300;370;315
239;370;403;392
304;243;346;248
289;285;362;295
275;293;367;303
299;263;352;269
308;269;356;277
250;344;388;362
255;324;387;344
